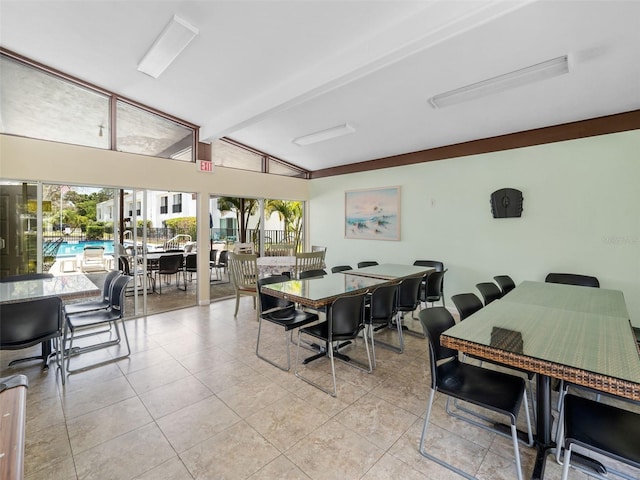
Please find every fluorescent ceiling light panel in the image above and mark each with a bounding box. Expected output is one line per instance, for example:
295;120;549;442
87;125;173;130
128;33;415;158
292;124;355;146
429;55;569;108
138;15;199;78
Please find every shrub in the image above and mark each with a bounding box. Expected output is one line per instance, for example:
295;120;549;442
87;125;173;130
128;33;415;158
86;224;104;240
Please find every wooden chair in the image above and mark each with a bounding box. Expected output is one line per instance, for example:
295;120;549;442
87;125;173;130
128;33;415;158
294;251;325;279
228;252;258;318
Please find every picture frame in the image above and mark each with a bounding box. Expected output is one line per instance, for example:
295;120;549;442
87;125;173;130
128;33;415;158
345;186;401;240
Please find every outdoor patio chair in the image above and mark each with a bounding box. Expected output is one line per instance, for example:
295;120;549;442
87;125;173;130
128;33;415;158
153;254;187;294
79;246;107;273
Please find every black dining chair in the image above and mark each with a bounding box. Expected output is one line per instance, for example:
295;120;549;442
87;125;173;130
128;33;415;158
413;260;444;272
494;275;516;295
184;253;198;281
451;293;484;321
545;273;600;288
418;307;533;480
331;265;352;273
154;254;187;294
559;394;640;480
364;283;398;365
476;281;503;305
256;275;319;371
64;270;121;315
357;261;378;268
395;275;424;343
1;296;65;382
295;292;371;396
64;275;131;374
298;269;327;279
419;269;447;308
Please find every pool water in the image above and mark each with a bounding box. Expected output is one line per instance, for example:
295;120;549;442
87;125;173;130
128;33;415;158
56;240;115;258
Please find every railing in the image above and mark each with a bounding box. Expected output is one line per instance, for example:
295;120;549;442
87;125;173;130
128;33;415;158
164;234;192;250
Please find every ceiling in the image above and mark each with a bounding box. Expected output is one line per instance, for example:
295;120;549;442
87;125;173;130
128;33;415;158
1;0;639;173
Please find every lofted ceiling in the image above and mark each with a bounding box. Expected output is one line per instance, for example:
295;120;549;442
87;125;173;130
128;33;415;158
1;0;639;173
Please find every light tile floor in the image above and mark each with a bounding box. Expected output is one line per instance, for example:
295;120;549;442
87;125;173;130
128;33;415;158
1;299;633;479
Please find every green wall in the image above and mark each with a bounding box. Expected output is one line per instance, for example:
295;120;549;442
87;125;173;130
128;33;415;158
309;130;640;323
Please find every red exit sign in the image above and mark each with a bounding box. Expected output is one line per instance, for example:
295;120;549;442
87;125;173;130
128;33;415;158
198;160;213;173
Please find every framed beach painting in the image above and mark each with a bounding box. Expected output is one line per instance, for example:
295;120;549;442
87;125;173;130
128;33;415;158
345;186;401;240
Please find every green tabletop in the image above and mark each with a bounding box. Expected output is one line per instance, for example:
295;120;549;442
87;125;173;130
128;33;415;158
502;281;629;318
442;281;640;398
345;263;433;280
262;273;389;309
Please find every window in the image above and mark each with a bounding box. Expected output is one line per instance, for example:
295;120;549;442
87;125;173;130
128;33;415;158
116;100;195;161
212;139;262;173
172;194;182;213
0;55;110;149
136;201;141;216
160;196;168;214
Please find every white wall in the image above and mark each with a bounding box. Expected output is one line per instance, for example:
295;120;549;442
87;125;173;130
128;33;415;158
310;130;640;323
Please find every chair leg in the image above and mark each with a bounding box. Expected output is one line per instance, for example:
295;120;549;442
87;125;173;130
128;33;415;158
561;445;573;480
234;293;240;316
256;319;292;372
294;332;338;397
419;389;476;480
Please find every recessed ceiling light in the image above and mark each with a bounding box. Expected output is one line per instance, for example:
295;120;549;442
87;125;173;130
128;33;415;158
292;124;355;146
429;55;569;108
138;15;199;79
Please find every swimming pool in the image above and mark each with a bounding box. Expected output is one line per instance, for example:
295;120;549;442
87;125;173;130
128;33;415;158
56;240;115;258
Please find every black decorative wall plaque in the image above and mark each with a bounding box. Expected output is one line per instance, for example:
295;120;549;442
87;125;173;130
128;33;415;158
490;188;523;218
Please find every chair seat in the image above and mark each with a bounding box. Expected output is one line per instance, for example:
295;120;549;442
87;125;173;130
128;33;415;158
564;394;640;469
66;309;122;331
64;300;110;315
437;360;526;419
301;321;358;343
263;306;318;331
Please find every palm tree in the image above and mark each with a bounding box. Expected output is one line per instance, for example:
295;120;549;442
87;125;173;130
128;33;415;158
217;197;258;243
266;200;303;251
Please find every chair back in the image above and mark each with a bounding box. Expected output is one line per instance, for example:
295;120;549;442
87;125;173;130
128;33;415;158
413;260;444;272
158;254;183;274
101;270;122;300
423;269;447;301
368;283;398;324
109;275;131;313
0;273;54;283
257;275;294;313
233;243;254;254
476;282;503;305
266;244;294;256
185;253;197;271
397;275;422;312
451;293;484;320
494;275;516;295
228;252;258;289
419;307;460;387
118;256;131;275
545;273;600;288
329;293;366;341
357;261;378;268
217;250;229;266
331;265;352;273
299;269;327;279
0;296;63;349
294;251;325;278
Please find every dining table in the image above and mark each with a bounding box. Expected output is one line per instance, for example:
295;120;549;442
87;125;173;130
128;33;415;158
344;263;433;280
0;274;100;363
440;281;640;480
0;274;100;304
